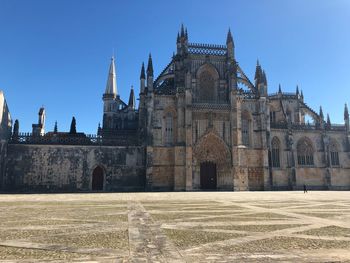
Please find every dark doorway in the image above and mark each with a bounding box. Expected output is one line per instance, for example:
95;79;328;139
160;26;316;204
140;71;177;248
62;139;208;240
92;166;104;191
200;161;217;190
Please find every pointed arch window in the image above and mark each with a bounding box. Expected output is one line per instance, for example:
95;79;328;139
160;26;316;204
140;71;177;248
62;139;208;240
271;137;281;168
329;141;340;166
199;70;215;102
165;112;173;145
297;138;314;166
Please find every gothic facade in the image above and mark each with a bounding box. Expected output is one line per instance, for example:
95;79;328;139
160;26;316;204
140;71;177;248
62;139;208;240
1;26;350;192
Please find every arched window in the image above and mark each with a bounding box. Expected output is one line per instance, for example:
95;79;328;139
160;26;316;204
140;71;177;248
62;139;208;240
270;111;276;123
199;70;215;102
165;113;173;145
297;138;314;166
241;112;251;146
329;140;340;166
271;137;280;168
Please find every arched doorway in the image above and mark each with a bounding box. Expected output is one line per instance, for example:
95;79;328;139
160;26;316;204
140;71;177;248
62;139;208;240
92;166;104;191
200;161;217;190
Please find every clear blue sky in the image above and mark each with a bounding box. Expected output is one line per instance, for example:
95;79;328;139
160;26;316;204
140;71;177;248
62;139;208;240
0;0;349;134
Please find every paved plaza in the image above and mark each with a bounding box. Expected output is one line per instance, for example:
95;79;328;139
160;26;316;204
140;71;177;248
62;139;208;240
0;192;350;262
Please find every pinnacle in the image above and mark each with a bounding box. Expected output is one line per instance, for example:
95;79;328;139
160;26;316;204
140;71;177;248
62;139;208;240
226;28;234;45
147;53;153;76
140;62;145;79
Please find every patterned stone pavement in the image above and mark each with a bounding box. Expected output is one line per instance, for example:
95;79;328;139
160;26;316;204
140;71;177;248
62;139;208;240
0;192;350;262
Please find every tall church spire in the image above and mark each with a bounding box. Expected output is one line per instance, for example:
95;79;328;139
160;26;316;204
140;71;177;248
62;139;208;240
104;56;117;97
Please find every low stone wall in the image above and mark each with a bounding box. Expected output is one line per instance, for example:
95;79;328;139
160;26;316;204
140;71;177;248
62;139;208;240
3;144;145;192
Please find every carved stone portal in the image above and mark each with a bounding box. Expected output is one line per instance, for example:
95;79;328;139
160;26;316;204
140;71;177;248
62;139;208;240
193;132;231;165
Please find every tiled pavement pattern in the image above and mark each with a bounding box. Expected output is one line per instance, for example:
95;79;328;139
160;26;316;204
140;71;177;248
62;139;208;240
0;192;350;262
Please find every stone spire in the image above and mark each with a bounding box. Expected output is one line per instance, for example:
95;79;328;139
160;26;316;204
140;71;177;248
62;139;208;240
69;117;77;134
344;103;349;120
176;32;180;43
319;106;324;120
180;24;185;38
226;28;235;60
54;121;58;133
104;56;117;97
140;62;145;79
128;86;136;110
254;60;263;86
300;90;304;101
147;53;153;77
278;84;282;94
13;119;19;137
140;62;146;93
326;114;331;128
345;103;349;131
226;28;234;46
147;54;154;92
296;85;299;96
263;71;267;86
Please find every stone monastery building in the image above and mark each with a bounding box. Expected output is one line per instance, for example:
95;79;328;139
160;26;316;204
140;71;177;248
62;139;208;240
1;26;350;192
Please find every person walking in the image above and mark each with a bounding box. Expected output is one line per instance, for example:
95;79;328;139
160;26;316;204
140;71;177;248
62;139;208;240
303;184;308;193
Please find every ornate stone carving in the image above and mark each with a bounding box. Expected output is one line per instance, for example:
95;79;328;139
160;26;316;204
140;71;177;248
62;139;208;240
193;131;231;165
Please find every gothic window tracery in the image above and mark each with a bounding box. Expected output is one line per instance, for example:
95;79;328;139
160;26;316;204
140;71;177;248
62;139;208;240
164;112;173;145
270;111;276;123
199;70;215;102
271;137;281;168
297;138;314;166
329;140;340;166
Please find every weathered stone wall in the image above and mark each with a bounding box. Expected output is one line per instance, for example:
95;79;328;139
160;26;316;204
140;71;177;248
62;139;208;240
270;129;350;190
3;144;145;192
151;147;175;191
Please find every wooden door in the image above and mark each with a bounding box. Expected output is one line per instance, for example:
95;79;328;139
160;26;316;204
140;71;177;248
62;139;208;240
200;162;217;190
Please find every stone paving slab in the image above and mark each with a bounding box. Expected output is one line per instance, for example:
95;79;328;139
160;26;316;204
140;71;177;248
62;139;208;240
0;191;350;262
